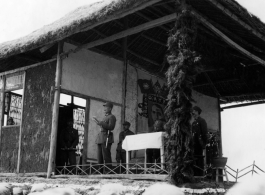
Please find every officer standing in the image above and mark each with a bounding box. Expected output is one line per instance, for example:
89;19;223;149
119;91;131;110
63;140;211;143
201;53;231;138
116;121;134;164
192;106;208;176
93;102;116;166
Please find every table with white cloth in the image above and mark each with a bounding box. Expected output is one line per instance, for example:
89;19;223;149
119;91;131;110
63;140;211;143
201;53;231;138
122;132;165;171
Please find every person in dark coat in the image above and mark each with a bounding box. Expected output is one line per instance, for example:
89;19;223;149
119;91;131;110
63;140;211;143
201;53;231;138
116;121;134;164
93;102;116;166
146;119;165;164
192;106;208;176
60;119;79;166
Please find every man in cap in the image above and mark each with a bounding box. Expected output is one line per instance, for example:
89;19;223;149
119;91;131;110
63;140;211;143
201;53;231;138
116;121;134;164
93;102;116;167
192;106;208;176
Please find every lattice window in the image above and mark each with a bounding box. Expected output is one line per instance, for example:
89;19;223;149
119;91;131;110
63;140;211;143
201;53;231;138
73;108;85;156
8;93;22;125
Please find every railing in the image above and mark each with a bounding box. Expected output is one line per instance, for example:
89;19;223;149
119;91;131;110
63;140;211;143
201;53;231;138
225;161;264;182
55;162;168;176
55;161;264;182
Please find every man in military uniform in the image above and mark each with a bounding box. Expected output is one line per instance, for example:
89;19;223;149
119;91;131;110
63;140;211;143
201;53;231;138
93;102;116;166
60;119;79;166
192;106;208;176
116;121;134;164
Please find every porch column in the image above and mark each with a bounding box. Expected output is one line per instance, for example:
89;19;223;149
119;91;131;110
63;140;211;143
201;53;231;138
121;18;128;124
218;98;223;157
47;41;63;178
0;77;6;155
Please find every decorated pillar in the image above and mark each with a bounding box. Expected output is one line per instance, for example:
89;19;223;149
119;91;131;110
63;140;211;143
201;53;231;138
164;0;201;184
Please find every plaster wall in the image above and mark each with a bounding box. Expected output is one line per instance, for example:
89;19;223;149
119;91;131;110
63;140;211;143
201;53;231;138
62;43;123;104
125;65;138;133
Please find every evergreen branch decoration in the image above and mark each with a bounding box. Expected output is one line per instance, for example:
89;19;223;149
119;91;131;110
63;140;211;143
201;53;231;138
164;0;202;184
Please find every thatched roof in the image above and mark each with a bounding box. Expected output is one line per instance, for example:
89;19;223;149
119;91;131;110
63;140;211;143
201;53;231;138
0;0;157;59
0;0;265;104
0;0;265;59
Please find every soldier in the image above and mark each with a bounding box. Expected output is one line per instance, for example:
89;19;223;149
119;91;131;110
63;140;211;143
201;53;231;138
192;106;208;176
93;102;116;167
116;121;134;164
60;119;79;166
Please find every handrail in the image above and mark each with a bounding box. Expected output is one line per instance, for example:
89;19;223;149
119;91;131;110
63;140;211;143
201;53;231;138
225;161;264;182
225;165;237;173
238;165;252;173
255;164;265;173
54;161;264;182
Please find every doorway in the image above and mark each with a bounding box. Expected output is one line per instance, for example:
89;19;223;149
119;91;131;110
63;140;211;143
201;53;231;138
56;93;86;169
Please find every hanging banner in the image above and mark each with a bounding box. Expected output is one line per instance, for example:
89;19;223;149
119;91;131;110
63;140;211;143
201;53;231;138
137;70;168;133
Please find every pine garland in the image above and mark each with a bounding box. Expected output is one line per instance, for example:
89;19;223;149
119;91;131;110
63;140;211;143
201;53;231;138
164;0;202;184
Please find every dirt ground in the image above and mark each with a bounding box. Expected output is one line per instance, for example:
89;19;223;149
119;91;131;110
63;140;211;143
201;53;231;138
0;176;234;194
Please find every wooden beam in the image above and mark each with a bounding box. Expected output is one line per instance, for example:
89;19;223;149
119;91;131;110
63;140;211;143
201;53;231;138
91;29;161;66
40;43;55;53
47;42;64;178
222;101;265;110
82;98;90;166
222;92;265;99
61;88;122;107
0;58;57;76
67;13;176;55
52;174;167;181
136;12;169;32
190;9;265;67
206;0;265;43
122;18;128;124
16;71;26;173
79;0;164;33
194;78;238;88
141;34;166;47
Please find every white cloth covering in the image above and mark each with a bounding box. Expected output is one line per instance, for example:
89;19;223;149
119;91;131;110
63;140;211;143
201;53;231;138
122;132;163;151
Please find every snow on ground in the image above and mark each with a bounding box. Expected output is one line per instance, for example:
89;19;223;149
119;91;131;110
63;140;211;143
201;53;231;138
0;176;230;194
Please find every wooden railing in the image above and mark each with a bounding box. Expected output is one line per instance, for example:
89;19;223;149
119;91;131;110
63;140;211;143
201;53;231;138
225;161;264;182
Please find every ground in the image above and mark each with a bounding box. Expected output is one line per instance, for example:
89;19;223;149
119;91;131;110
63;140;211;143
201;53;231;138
0;176;235;194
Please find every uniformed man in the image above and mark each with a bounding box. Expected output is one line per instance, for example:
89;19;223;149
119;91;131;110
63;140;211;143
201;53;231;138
192;106;208;176
116;121;134;164
93;102;116;166
146;119;165;164
60;119;79;166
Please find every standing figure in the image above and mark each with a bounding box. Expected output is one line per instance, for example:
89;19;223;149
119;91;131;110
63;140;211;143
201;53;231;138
60;119;79;166
192;106;208;176
7;117;15;125
116;121;134;164
146;119;165;164
93;102;116;167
